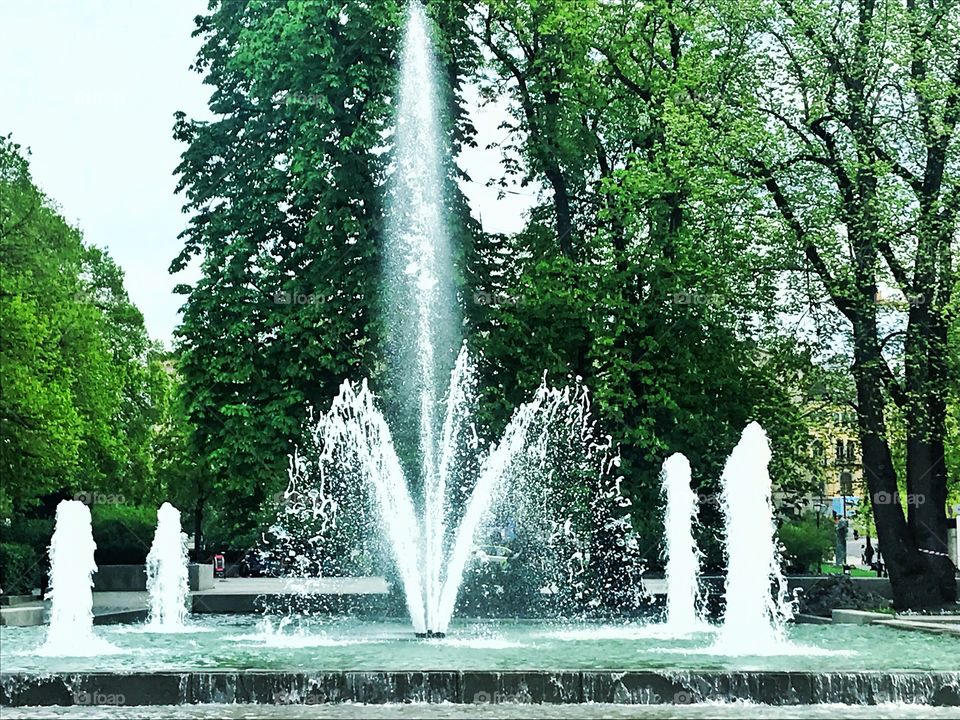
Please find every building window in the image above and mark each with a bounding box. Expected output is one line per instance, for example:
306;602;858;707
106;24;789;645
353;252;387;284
840;472;853;495
836;440;844;462
846;440;856;463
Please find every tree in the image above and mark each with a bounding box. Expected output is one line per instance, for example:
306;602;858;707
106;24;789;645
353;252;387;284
172;0;481;540
465;0;818;548
0;136;162;516
0;137;89;514
150;348;211;555
707;0;958;607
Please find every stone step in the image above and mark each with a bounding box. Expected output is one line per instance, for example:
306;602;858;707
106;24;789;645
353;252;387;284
831;609;892;624
872;618;960;636
0;605;45;627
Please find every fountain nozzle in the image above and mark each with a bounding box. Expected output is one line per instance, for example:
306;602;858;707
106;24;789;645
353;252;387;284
414;630;446;639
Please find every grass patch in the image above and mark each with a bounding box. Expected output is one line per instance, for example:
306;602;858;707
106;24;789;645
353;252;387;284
820;565;876;577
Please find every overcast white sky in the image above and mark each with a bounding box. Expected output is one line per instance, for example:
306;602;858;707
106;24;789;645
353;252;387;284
0;1;533;343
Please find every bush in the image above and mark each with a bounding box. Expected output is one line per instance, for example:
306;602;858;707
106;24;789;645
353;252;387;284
201;505;258;555
90;504;157;564
778;513;834;573
2;517;54;549
0;542;40;594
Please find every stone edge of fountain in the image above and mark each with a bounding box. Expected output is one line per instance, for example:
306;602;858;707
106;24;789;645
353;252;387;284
1;670;958;707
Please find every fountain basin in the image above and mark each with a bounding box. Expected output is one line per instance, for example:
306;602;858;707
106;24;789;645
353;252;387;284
2;616;957;674
1;669;958;707
3;617;958;706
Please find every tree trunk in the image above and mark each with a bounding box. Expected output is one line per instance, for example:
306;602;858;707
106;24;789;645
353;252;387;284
904;292;956;605
544;163;574;258
852;321;950;608
542;85;575;260
194;494;205;559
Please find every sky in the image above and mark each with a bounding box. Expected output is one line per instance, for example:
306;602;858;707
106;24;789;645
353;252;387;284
0;1;533;344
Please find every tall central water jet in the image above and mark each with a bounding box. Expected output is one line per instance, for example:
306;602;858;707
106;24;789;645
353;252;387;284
384;0;459;635
265;2;643;636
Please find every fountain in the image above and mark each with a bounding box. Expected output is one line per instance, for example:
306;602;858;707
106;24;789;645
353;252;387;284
264;1;642;636
1;4;957;711
713;422;794;653
660;453;704;632
383;0;459;636
145;502;190;630
39;500;111;655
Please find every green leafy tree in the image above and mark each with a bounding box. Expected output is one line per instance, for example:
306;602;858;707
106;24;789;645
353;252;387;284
0;136;163;518
701;0;958;606
464;0;818;553
172;0;481;542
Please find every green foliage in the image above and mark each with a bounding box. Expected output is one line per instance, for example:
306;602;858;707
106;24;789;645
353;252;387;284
464;0;820;544
1;516;54;551
778;514;834;574
0;542;39;595
170;0;403;539
0;136;165;518
90;505;157;565
166;0;952;605
200;505;260;555
946;282;960;508
172;0;481;538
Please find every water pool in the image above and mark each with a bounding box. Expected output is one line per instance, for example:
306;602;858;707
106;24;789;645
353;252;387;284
1;616;956;674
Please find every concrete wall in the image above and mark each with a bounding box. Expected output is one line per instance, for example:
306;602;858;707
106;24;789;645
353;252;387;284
2;670;958;706
93;563;214;592
92;565;146;592
188;563;213;591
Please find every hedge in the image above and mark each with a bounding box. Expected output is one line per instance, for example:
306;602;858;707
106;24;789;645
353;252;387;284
90;504;156;564
0;542;40;595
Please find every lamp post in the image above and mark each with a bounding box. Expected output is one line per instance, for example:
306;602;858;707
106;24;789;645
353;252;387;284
814;497;825;574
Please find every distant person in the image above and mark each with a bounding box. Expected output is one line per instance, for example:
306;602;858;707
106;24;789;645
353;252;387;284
864;536;875;568
835;514;849;566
